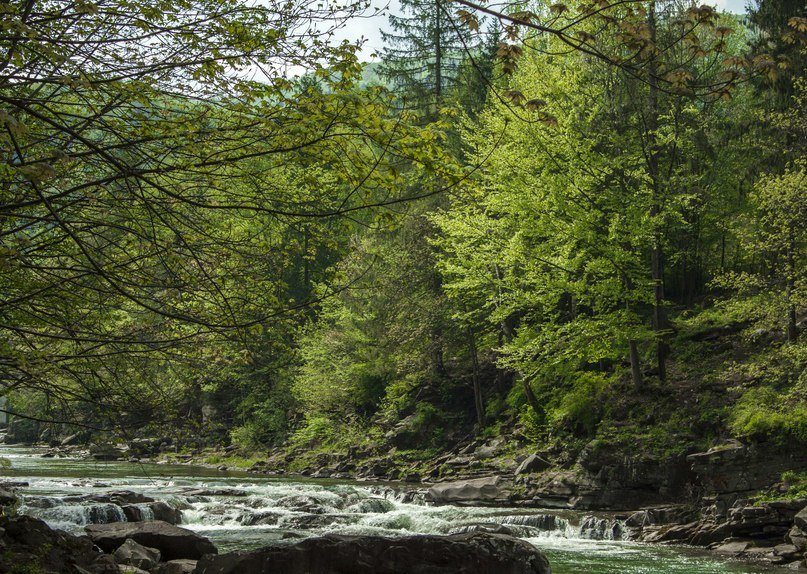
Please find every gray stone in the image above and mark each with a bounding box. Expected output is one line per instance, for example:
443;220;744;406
0;515;119;574
153;559;198;574
475;438;506;459
90;443;124;461
795;507;807;531
150;501;182;524
515;455;551;475
195;532;551;574
714;541;750;554
429;476;509;505
787;525;807;550
0;487;16;506
61;432;82;446
113;538;161;570
86;520;217;561
775;544;801;558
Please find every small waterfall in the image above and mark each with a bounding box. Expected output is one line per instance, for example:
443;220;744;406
448;523;516;536
19;501;127;529
503;514;570;531
375;486;429;506
577;515;627;541
88;503;127;524
499;513;628;541
131;503;155;521
345;497;395;514
501;514;575;538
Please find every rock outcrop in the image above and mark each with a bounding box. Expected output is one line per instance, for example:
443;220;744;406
687;441;807;499
429;476;510;505
195;532;551;574
113;538;162;570
0;515;118;574
86;520;217;560
633;499;807;568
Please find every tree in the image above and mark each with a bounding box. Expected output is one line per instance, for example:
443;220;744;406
748;0;807;104
380;0;479;118
0;0;459;431
750;163;806;342
434;0;760;440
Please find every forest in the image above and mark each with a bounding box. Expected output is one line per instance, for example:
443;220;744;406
0;0;806;566
1;0;806;571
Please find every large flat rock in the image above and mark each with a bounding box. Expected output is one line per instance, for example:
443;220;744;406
428;476;509;505
85;520;217;561
195;532;551;574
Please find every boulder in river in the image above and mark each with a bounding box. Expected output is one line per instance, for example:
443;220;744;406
428;476;510;505
150;500;183;524
113;538;162;570
90;443;125;461
105;490;155;505
153;559;198;574
194;532;551;574
86;520;217;560
795;506;807;531
0;486;17;506
0;514;118;574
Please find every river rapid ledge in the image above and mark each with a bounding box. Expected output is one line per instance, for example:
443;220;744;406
0;444;802;573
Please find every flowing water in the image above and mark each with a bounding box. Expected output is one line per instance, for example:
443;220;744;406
0;445;785;574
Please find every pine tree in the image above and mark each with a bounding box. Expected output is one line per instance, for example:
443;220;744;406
748;0;807;105
380;0;475;118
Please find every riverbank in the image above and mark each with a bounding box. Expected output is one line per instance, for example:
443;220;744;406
134;436;807;570
0;513;551;574
3;440;806;571
0;443;790;573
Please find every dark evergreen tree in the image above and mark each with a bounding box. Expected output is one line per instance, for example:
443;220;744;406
748;0;807;105
380;0;477;118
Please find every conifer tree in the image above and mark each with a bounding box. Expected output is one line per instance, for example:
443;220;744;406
380;0;476;118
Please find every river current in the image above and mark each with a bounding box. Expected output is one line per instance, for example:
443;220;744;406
0;445;784;574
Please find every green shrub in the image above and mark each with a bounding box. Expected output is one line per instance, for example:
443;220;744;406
288;416;336;448
730;387;807;444
755;471;807;503
546;372;608;436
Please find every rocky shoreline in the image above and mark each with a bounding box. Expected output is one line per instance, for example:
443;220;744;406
0;513;551;574
6;433;807;571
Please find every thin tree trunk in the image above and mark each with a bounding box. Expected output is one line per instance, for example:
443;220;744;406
434;0;442;103
646;1;669;381
787;224;798;342
521;378;542;418
467;325;484;426
620;269;644;390
629;340;644;391
431;326;447;378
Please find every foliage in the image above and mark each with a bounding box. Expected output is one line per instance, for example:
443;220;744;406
380;0;481;118
0;0;460;434
755;471;807;503
730;384;807;444
0;0;805;477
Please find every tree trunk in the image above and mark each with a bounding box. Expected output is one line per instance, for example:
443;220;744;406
521;378;542;418
646;1;669;381
629;340;644;391
434;0;442;103
620;270;644;390
431;326;447;378
787;224;798;342
467;325;484;427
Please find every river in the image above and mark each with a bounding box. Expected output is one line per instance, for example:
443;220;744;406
0;445;784;574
